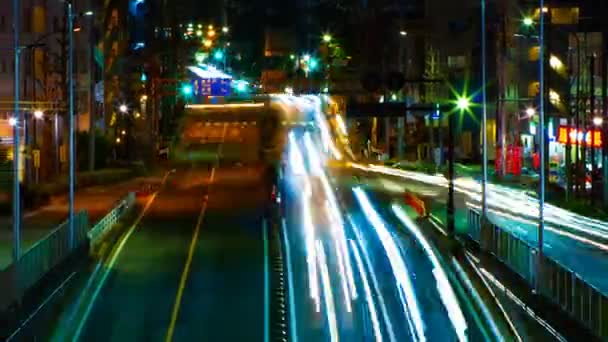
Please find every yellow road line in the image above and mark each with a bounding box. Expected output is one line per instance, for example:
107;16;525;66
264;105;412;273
165;123;227;342
164;194;209;342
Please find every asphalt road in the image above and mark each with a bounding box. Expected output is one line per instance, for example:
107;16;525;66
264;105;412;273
30;107;280;342
350;164;608;295
280;130;483;341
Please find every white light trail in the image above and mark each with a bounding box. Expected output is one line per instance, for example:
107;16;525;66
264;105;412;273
350;239;383;342
335;114;348;136
305;133;357;300
347;215;396;342
303;188;321;312
354;163;608;247
316;240;340;342
353;188;426;342
392;205;468;342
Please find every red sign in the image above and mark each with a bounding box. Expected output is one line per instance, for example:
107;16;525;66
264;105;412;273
495;145;522;175
557;125;602;147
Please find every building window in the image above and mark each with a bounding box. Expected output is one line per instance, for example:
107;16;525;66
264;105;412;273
0;16;5;32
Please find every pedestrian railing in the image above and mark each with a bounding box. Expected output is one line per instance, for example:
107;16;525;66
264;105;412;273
467;208;608;339
0;211;89;312
88;192;135;246
0;192;136;313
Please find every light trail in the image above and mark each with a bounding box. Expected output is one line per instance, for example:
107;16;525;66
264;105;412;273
353;188;426;342
353;163;608;246
350;239;383;342
316;240;340;342
347;215;396;342
305;133;357;301
392;205;468;342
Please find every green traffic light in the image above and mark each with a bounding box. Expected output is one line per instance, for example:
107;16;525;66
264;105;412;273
181;84;193;96
309;58;319;70
214;50;224;60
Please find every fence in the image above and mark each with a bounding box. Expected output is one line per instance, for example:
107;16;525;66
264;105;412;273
0;192;136;313
88;192;135;246
467;208;608;339
0;211;89;312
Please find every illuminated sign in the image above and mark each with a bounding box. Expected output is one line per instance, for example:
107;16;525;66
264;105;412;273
557;125;602;147
192;78;231;96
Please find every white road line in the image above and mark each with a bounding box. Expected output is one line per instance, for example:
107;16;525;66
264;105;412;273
281;218;298;342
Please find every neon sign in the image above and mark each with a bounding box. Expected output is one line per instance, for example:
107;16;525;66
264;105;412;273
557;125;602;147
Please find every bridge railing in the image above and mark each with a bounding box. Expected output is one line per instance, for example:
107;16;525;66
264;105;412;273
0;192;135;313
467;209;608;339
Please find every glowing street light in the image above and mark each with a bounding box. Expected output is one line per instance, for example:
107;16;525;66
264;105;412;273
525;107;536;117
399;30;408;36
549;55;563;70
214;50;224;61
207;29;216;37
593;117;603;126
222;26;229;33
8;117;17;126
322;34;332;43
196;30;203;37
181;84;193;96
456;96;471;111
302;54;311;62
203;39;212;48
119;104;128;113
34;110;44;119
523;17;534;26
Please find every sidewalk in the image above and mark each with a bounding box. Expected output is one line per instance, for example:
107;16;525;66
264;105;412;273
0;176;160;268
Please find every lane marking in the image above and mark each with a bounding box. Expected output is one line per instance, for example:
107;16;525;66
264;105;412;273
281;218;298;342
165;123;227;342
263;218;270;342
165;194;210;342
73;175;166;341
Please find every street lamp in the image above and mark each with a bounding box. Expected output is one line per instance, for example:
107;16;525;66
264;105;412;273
523;17;534;27
399;30;408;36
222;26;229;33
34;110;44;120
525;107;536;117
322;34;332;43
8;117;17;126
119;104;128;113
593;117;603;126
456;96;471;111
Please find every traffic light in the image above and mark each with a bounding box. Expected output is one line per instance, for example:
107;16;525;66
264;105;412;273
181;84;193;96
214;50;224;61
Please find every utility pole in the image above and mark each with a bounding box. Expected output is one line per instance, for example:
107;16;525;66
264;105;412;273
481;0;489;220
536;0;546;293
603;0;608;205
88;6;96;172
589;54;596;200
447;107;455;235
12;0;22;263
67;0;75;250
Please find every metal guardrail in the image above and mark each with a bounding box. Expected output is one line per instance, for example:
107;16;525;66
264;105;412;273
0;211;89;312
467;208;608;339
88;192;135;246
0;192;136;313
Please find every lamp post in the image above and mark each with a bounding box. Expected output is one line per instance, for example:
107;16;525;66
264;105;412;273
67;0;76;250
537;0;546;293
12;0;21;262
481;0;489;220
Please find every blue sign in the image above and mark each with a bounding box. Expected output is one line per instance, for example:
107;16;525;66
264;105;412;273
193;78;231;96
